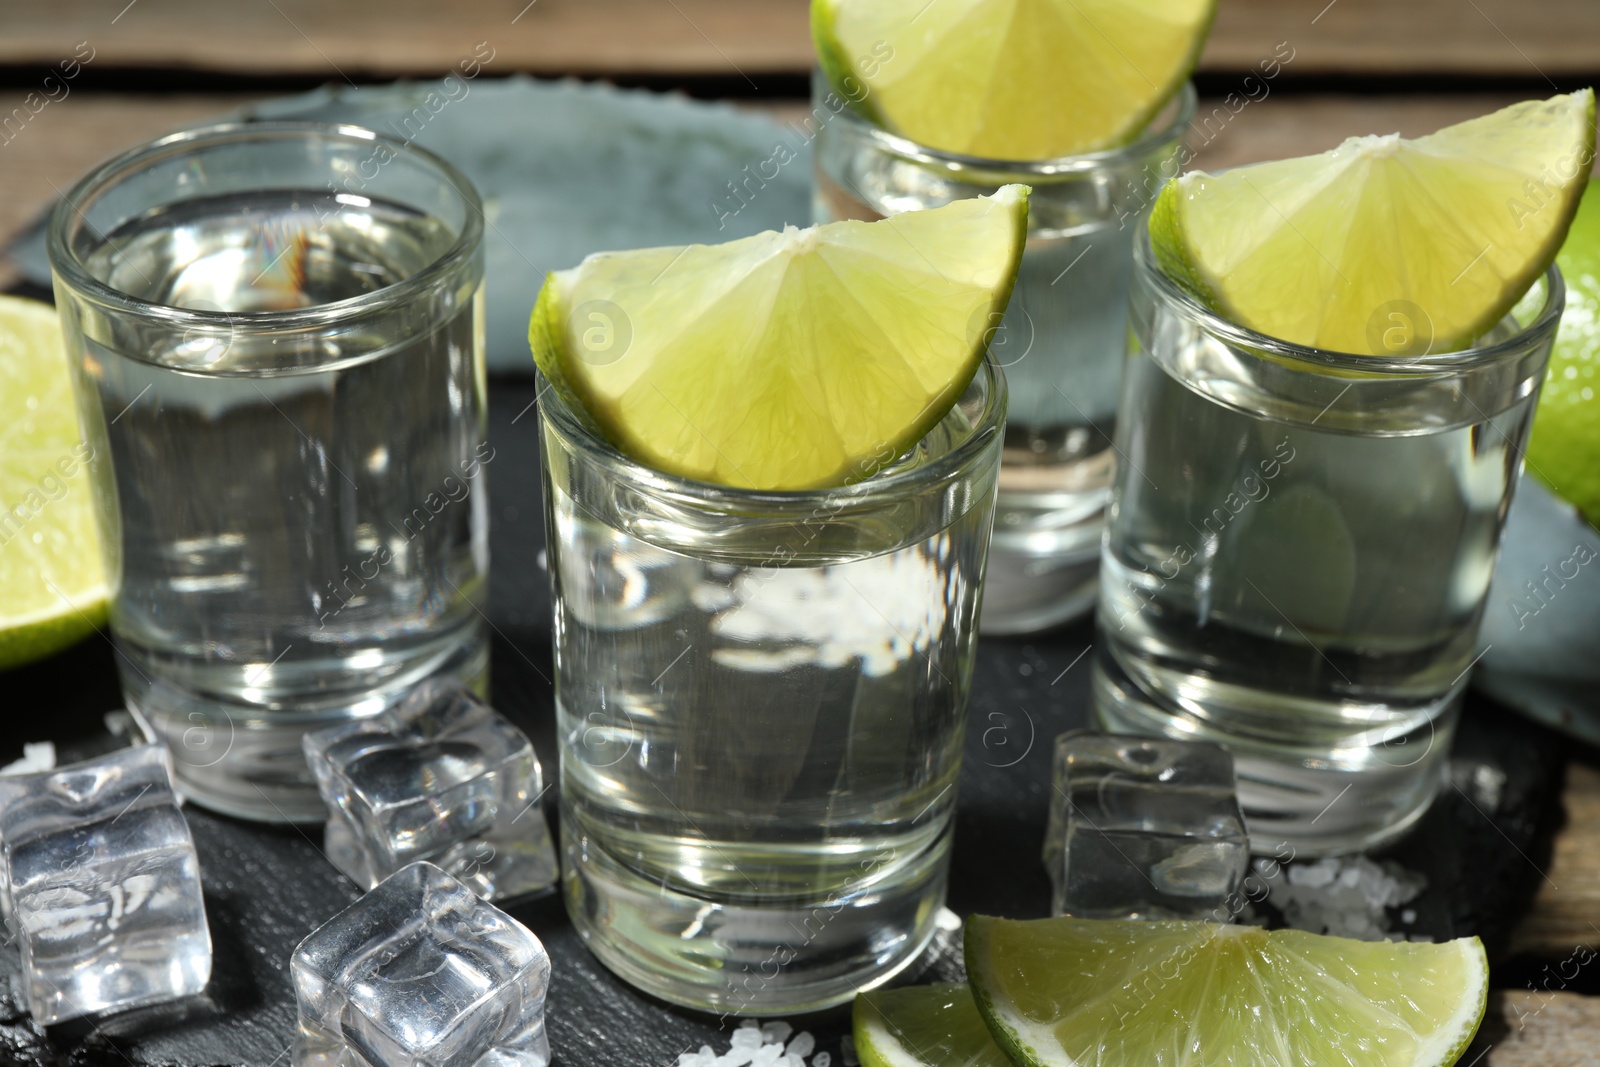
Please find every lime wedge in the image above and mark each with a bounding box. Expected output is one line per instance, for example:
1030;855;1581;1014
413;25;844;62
813;0;1215;161
855;983;1012;1067
529;185;1028;491
966;915;1488;1067
0;295;107;671
1528;179;1600;527
1151;89;1596;355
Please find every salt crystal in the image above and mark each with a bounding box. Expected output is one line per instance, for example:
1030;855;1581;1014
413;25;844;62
719;1046;756;1067
787;1032;816;1059
814;1053;833;1067
752;1044;784;1067
1289;861;1337;889
841;1034;858;1067
1274;856;1427;941
731;1027;764;1049
0;742;54;777
761;1022;793;1045
780;1056;804;1067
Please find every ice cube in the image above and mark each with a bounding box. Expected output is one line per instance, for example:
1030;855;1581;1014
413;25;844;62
292;861;551;1067
304;681;557;902
1044;731;1249;920
0;744;211;1024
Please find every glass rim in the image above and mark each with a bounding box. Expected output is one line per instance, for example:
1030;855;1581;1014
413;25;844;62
817;72;1198;176
539;354;1007;509
45;120;485;332
1133;225;1567;374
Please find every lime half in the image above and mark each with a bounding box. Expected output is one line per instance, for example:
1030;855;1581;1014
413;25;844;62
966;915;1488;1067
813;0;1215;161
1152;89;1596;354
530;185;1028;491
0;295;107;671
855;983;1011;1067
1528;179;1600;527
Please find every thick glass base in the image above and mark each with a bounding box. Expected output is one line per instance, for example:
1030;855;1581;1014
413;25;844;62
561;810;948;1015
980;469;1108;635
124;627;489;823
980;534;1101;635
1091;649;1454;858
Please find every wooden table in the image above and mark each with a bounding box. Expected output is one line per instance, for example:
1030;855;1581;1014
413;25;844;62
3;3;1598;1062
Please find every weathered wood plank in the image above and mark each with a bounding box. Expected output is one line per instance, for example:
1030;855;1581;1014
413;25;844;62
1509;763;1600;960
2;0;1597;80
1481;991;1600;1066
0;94;264;287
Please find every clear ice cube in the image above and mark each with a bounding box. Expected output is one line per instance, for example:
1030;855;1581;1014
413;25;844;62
0;744;211;1024
304;681;557;902
1044;731;1249;920
292;861;551;1067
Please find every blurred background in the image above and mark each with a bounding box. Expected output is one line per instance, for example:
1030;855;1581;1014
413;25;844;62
2;0;1597;284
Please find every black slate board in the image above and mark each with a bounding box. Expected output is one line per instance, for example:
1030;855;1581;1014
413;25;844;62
0;378;1568;1067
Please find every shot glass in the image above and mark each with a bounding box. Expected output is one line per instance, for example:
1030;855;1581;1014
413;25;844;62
1094;229;1563;855
48;123;490;822
813;72;1194;633
540;357;1005;1013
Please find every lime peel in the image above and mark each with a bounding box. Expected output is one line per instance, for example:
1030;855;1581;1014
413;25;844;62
1528;178;1600;527
966;914;1489;1067
813;0;1216;161
0;294;108;671
530;184;1029;491
1151;89;1596;355
854;982;1012;1067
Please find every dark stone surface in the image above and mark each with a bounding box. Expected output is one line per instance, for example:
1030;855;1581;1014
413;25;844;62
0;378;1570;1065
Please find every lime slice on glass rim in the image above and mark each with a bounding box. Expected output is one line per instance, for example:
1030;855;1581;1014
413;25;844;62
966;915;1488;1067
812;0;1216;161
529;185;1029;491
1150;89;1595;355
0;294;107;671
1527;178;1600;527
854;982;1011;1067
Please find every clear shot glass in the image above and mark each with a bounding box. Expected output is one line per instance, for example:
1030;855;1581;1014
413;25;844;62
1095;229;1563;855
48;122;490;822
541;356;1004;1013
814;73;1194;633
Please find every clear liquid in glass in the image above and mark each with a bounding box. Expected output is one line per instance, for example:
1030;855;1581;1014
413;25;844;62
546;401;996;1013
1096;310;1539;853
71;191;489;820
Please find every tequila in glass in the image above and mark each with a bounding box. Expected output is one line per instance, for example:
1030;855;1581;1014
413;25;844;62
48;124;490;821
1095;233;1563;854
814;74;1194;632
543;358;1005;1013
